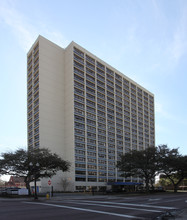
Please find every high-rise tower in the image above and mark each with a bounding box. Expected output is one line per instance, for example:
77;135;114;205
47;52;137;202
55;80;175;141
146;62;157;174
27;36;155;191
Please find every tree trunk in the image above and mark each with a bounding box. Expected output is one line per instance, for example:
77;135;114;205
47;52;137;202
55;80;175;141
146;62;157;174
174;184;178;193
150;179;155;191
26;181;31;196
174;177;184;193
145;179;149;193
24;176;31;196
167;176;183;193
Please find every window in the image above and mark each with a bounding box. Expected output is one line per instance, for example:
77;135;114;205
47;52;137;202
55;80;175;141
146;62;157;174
86;55;95;64
75;136;85;142
76;177;86;182
87;164;97;169
106;68;114;76
75;143;85;148
75;156;85;162
74;47;84;57
75;129;85;136
88;178;97;182
75;163;85;168
75;149;85;155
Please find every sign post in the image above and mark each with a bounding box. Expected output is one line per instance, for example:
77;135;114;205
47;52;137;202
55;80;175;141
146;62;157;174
48;179;52;199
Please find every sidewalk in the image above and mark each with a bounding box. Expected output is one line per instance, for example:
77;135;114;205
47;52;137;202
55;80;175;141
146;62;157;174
153;209;187;219
175;209;187;220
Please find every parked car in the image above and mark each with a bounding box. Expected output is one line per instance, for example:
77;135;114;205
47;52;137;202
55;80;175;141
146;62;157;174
0;188;7;195
0;187;21;195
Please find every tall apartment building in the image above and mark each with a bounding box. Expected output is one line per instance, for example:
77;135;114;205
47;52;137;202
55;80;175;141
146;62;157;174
27;35;155;192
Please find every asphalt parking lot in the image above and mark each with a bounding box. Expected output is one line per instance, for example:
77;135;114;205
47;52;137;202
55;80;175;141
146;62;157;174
0;193;187;219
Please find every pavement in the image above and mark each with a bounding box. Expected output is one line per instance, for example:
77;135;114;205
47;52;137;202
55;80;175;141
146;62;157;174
1;193;187;219
42;194;187;219
175;209;187;220
155;209;187;220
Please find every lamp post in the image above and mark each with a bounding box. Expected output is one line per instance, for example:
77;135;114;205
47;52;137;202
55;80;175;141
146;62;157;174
29;162;40;199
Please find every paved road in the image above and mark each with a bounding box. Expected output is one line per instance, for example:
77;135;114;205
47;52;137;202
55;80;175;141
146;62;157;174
0;193;187;219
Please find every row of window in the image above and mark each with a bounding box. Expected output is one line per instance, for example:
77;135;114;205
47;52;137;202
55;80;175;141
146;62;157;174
75;111;154;124
75;127;154;137
74;89;154;117
27;43;40;149
75;82;154;109
73;52;154;100
74;116;154;133
75;121;154;134
75;171;116;177
75;109;154;124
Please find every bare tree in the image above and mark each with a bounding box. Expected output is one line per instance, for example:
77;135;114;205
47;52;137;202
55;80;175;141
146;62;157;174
60;177;70;192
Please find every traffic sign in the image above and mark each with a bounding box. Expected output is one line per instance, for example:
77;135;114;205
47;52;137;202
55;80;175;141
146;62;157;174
48;180;51;185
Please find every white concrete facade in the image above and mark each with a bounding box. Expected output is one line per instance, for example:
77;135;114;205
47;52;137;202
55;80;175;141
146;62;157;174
27;35;155;192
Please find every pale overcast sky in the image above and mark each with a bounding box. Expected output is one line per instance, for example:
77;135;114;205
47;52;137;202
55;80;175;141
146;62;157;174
0;0;187;155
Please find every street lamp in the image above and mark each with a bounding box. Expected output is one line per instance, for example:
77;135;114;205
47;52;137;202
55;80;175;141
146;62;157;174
29;162;40;199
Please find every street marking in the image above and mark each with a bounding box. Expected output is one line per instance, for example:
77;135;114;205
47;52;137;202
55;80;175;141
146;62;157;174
81;200;176;210
23;202;144;219
147;198;183;205
148;198;161;201
66;201;162;213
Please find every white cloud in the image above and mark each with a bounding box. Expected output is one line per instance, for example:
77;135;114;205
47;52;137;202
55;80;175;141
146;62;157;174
44;30;70;48
168;6;187;64
0;0;37;51
151;0;165;22
155;101;177;121
0;0;68;51
155;101;187;126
